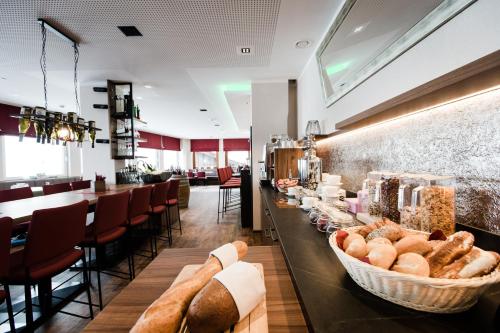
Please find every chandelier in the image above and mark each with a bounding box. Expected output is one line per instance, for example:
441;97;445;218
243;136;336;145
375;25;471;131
11;19;100;147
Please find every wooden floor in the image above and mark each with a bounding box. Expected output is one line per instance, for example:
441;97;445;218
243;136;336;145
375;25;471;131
0;186;262;333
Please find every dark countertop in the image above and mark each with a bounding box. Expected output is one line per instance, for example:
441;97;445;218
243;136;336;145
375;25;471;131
260;186;500;333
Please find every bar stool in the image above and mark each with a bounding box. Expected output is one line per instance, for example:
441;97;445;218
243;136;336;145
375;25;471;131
217;167;241;223
149;182;171;249
0;217;16;332
165;179;182;235
80;191;132;310
4;201;93;330
71;180;92;190
42;182;72;195
128;186;154;277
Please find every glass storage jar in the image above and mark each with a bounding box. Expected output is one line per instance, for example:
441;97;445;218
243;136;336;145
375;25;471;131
363;171;384;217
377;171;402;223
413;174;456;236
398;173;427;231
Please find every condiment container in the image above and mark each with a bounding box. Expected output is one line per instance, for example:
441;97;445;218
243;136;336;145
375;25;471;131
398;173;427;231
378;171;401;223
412;174;455;236
363;171;384;217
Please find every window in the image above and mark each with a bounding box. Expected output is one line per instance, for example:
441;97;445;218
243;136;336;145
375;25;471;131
3;136;67;179
135;148;159;170
194;152;217;169
227;151;249;171
163;150;179;169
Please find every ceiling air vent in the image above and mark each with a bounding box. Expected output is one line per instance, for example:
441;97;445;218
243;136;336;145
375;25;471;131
118;26;143;37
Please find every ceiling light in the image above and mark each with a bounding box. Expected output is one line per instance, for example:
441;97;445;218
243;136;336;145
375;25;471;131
1;76;6;80
241;47;251;54
214;124;220;127
59;104;65;108
200;108;207;112
295;40;312;49
353;25;364;33
118;26;143;37
136;96;143;100
144;85;152;89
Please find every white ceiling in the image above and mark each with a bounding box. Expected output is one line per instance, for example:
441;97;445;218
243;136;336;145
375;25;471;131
0;0;340;139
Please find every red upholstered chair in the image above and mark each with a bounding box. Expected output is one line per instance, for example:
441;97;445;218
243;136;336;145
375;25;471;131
0;187;34;236
149;182;171;247
196;171;207;186
217;168;241;223
0;187;33;203
80;191;131;309
5;201;93;329
0;217;16;332
42;182;72;195
71;180;92;190
166;179;182;235
128;186;155;273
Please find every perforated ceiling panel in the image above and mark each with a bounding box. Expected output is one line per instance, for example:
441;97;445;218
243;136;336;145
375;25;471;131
0;0;280;71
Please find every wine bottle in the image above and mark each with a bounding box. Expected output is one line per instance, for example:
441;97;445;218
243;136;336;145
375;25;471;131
18;106;32;142
88;120;96;148
76;117;85;147
45;111;55;144
34;107;46;143
53;112;63;145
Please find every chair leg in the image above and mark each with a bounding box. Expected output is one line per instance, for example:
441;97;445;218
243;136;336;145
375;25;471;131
96;247;103;310
217;187;221;224
5;285;16;332
128;232;135;279
81;252;94;319
149;218;155;259
177;204;182;235
24;283;33;330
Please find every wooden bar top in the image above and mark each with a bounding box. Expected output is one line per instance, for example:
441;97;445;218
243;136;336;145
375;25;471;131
83;246;307;333
0;184;147;223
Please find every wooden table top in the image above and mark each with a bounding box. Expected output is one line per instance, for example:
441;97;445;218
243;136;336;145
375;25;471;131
0;184;147;224
83;246;307;333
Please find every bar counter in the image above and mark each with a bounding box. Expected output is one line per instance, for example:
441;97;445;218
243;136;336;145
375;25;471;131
260;185;499;333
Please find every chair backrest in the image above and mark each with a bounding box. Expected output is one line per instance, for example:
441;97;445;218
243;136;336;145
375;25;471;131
128;186;152;219
43;182;72;195
0;187;33;203
187;171;194;178
24;200;88;268
167;179;180;200
71;180;91;191
196;171;206;178
93;191;130;236
151;182;168;207
0;217;13;279
216;168;224;184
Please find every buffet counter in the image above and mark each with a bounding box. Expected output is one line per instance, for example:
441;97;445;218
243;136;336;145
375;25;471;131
260;185;499;333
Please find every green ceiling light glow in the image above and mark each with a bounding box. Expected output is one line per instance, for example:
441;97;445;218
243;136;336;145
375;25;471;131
220;83;251;92
326;61;350;75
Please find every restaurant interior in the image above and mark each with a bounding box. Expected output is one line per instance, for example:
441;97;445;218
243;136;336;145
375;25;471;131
0;0;499;332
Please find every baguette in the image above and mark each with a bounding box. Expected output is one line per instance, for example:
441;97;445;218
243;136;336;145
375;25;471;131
435;248;500;279
130;241;248;333
425;231;474;277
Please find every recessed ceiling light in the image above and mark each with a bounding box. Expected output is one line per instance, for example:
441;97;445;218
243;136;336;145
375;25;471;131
241;47;251;54
295;40;312;49
214;124;220;127
1;76;6;80
353;25;364;33
200;108;207;112
59;105;65;108
144;85;152;89
136;96;143;100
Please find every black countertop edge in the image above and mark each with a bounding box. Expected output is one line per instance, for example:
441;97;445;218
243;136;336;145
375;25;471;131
260;185;500;333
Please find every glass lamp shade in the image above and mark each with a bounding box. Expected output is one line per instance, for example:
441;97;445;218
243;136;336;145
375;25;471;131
305;120;321;136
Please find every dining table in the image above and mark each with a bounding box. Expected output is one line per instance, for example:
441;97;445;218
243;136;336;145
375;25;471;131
0;183;147;224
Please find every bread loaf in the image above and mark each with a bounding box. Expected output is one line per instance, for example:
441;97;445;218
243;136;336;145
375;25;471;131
367;244;397;269
130;241;248;333
358;218;395;238
435;248;500;279
425;231;474;278
394;235;432;256
345;237;368;259
366;237;392;252
343;233;364;251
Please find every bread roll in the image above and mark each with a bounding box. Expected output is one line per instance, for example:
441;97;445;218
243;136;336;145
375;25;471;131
392;253;430;277
366;237;392;252
345;237;368;259
367;244;397;269
366;225;405;242
130;241;248;333
435;248;500;279
394;235;432;256
358;218;395;238
187;279;239;333
343;233;364;250
426;231;474;278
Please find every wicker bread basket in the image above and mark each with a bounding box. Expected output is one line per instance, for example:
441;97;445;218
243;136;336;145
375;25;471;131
329;226;500;313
